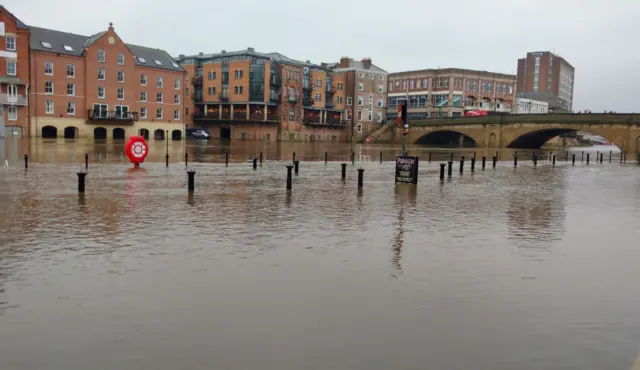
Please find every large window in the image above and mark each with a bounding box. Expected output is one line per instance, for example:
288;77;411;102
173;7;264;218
174;78;180;89
141;73;147;85
117;70;124;83
157;92;163;103
5;35;15;51
45;81;53;94
93;103;107;118
44;61;54;75
98;86;105;99
208;71;216;80
140;107;147;119
357;96;363;106
208;86;216;95
173;109;180;120
8;106;17;120
98;49;105;63
117;52;124;65
67;64;75;77
117;88;124;100
67;101;75;115
141;91;147;101
157;76;163;88
67;83;75;96
174;94;180;104
98;67;105;80
6;61;16;76
156;108;163;119
115;105;129;119
234;69;243;79
45;100;54;114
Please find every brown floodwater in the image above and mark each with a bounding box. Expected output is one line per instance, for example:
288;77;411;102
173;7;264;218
1;138;640;370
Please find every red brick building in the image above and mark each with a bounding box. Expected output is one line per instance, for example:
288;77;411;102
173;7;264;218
516;51;575;112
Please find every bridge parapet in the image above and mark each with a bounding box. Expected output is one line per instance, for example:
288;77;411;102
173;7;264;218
408;113;640;127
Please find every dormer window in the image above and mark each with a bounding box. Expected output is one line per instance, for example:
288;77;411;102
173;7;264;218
41;41;52;48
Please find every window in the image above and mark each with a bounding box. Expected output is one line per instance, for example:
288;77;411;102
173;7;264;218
337;82;343;90
357;110;362;121
98;67;105;80
368;92;373;103
208;86;216;95
117;88;124;100
157;76;163;88
98;86;105;98
63;45;73;52
444;78;448;88
359;73;364;78
140;91;147;101
45;100;54;114
171;62;180;69
368;110;372;121
402;81;406;89
93;104;107;118
138;57;146;63
369;74;374;79
115;105;129;119
140;107;147;119
67;83;75;96
174;78;180;89
117;52;124;65
208;71;216;80
44;61;53;75
378;85;384;93
141;73;147;85
7;84;16;98
316;79;322;87
358;83;364;91
410;80;415;89
416;80;421;89
67;101;75;115
234;86;243;94
377;99;383;107
98;49;105;62
173;109;180;120
157;92;163;103
6;61;16;76
156;108;163;119
8;106;17;121
41;41;52;48
378;111;383;122
347;97;352;106
315;93;321;101
356;124;363;133
67;64;75;77
358;96;363;106
174;94;180;104
234;69;243;79
337;96;343;104
154;60;163;66
45;81;53;94
117;70;124;83
6;36;16;51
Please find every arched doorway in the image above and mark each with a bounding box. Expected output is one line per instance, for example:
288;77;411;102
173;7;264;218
94;127;107;140
154;129;165;140
171;129;182;141
113;128;125;140
41;125;57;138
138;128;150;140
63;126;78;139
221;127;231;140
415;130;478;147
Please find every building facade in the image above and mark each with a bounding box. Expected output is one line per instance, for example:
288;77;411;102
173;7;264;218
0;7;30;137
386;68;516;120
28;24;186;140
515;97;548;114
516;51;575;112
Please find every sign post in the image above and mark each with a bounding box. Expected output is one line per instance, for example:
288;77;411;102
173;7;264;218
395;155;419;184
398;100;408;156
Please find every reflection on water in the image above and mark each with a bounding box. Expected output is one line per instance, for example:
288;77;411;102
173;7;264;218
1;139;640;370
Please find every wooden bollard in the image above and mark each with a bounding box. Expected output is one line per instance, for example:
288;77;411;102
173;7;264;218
609;151;612;163
552;154;556;166
351;151;355;165
586;153;590;164
533;154;537;166
293;152;296;163
379;151;382;164
600;153;603;163
24;154;28;169
85;153;88;169
341;163;347;180
440;163;445;180
185;152;188;168
325;151;328;165
470;157;475;172
572;154;576;166
286;165;293;190
259;152;263;166
165;153;169;167
565;151;569;162
428;152;432;163
581;151;584;162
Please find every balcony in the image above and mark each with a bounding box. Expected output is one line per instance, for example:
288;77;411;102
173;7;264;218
218;93;229;102
192;75;202;87
87;110;138;122
0;93;27;106
192;104;279;124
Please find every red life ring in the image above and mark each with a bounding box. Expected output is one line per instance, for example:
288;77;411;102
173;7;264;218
125;135;149;165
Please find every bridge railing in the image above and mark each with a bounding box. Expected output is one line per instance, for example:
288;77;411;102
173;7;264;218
407;113;639;127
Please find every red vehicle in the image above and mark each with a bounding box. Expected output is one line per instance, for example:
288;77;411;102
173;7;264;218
465;110;488;117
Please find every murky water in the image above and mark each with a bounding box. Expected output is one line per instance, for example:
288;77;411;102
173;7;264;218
1;138;640;370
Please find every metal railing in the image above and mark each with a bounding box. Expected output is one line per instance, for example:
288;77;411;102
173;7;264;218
87;110;138;121
0;93;27;106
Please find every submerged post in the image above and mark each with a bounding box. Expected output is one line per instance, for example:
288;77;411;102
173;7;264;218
428;152;432;163
447;161;453;177
552;154;556;166
84;153;88;169
586;153;590;165
482;156;486;170
259;152;263;166
253;157;257;170
533;153;537;166
24;154;28;169
459;156;465;174
165;153;169;168
357;168;364;188
492;156;497;168
225;151;229;166
293;152;296;163
470;157;475;172
572;154;576;166
379;151;383;164
294;160;299;175
187;170;195;192
286;165;293;190
581;151;584;162
514;152;518;167
565;151;569;162
185;152;188;168
609;151;612;163
440;163;446;180
341;163;347;180
351;151;355;165
325;151;328;165
77;172;86;193
600;153;604;164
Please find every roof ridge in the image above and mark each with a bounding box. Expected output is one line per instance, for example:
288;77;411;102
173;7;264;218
28;25;88;38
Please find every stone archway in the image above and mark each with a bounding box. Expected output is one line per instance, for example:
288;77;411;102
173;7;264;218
63;126;79;139
113;128;125;140
94;127;107;140
138;128;150;140
414;130;478;147
154;129;165;140
41;125;57;138
171;129;182;141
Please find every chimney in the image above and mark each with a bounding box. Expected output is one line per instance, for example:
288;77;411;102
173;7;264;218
361;58;372;69
339;56;350;68
108;22;114;31
178;54;185;59
248;47;254;52
221;50;227;54
198;52;203;56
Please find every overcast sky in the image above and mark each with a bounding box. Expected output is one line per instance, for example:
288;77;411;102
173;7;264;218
7;0;639;112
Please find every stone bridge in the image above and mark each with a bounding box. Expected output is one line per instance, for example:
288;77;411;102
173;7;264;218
379;113;640;152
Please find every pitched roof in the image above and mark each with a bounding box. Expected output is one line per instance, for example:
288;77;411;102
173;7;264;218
0;6;28;29
332;58;387;73
28;26;183;72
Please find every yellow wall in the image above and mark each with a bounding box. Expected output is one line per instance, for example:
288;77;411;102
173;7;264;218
30;117;185;139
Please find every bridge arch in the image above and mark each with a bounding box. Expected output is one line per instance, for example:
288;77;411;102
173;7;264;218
506;128;620;149
414;130;478;147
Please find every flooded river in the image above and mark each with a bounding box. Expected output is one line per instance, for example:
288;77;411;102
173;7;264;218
1;138;640;370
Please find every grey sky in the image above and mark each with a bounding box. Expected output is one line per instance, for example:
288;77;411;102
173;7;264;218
7;0;639;112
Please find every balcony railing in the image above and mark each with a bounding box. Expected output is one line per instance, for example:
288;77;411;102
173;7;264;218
192;112;280;123
303;118;346;127
0;93;27;106
192;75;202;86
88;110;138;121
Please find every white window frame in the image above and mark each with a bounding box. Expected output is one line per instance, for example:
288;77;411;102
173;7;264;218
173;109;180;120
114;105;129;119
156;108;163;120
140;107;147;119
7;105;17;121
315;93;321;101
357;96;363;106
44;61;54;75
98;86;105;99
174;78;180;89
174;94;180;105
357;111;362;121
117;70;124;83
67;83;75;96
157;92;163;103
6;35;16;51
7;84;17;99
378;85;384;93
67;101;76;115
6;60;16;76
347;97;352;106
98;49;105;63
93;103;108;118
45;81;53;94
45;100;54;114
356;123;363;133
379;75;384;81
368;110;372;121
98;67;105;80
117;88;124;100
67;64;75;77
157;76;163;88
141;73;147;85
140;91;147;102
369;74;374;79
377;99;383;107
208;86;215;95
359;73;364;78
359;83;364;91
377;111;382;122
117;52;124;65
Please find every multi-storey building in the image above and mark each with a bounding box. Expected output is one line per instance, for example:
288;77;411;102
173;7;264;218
328;57;387;139
28;23;186;140
516;51;575;112
177;49;349;142
386;68;516;120
0;7;29;137
515;97;548;114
